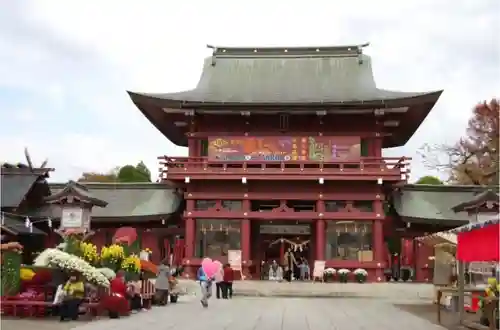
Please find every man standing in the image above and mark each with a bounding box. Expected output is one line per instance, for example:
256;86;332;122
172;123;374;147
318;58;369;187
222;263;234;299
214;265;224;299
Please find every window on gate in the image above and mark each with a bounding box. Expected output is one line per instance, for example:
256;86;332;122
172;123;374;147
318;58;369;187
325;221;373;261
221;200;243;211
194;200;218;210
195;219;241;258
279;114;289;131
324;201;347;212
352;201;374;212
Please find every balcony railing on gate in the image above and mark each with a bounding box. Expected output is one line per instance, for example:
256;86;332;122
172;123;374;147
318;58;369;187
158;156;411;180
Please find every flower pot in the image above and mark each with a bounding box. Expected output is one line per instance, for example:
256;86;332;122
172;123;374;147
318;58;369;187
355;274;367;283
401;268;412;282
339;274;349;283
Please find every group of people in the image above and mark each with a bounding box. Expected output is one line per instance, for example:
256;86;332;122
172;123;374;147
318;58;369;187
263;254;310;282
58;259;176;321
197;263;234;308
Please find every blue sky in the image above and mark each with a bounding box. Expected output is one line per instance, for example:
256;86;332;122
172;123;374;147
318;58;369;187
1;0;498;182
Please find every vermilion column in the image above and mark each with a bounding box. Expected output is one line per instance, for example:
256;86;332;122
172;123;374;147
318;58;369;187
373;200;385;280
373;221;384;261
185;218;195;258
241;219;251;262
315;220;325;260
185;199;195;258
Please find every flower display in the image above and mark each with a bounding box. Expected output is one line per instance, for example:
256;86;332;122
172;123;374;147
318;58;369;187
34;248;109;288
20;268;36;281
80;242;99;265
323;268;336;274
337;268;351;283
353;268;368;283
121;254;141;273
100;244;125;270
97;267;117;280
140;259;158;277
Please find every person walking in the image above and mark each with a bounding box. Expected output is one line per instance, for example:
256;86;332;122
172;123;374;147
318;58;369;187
222;263;234;299
197;266;212;308
155;259;171;305
214;264;224;299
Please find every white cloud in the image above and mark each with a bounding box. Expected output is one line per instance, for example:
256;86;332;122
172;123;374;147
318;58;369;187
1;0;498;182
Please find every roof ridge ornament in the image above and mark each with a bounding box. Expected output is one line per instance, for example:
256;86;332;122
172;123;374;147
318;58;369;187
207;44;218;66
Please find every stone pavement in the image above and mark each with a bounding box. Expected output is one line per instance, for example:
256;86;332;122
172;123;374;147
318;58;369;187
67;297;447;330
178;280;435;302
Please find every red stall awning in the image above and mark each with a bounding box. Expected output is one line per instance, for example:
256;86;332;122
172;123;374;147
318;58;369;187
451;218;499;262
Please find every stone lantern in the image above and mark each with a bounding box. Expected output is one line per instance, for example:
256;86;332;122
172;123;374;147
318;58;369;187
44;181;107;231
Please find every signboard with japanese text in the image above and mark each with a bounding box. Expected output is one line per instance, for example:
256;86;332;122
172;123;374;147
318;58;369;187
208;136;361;161
228;249;242;271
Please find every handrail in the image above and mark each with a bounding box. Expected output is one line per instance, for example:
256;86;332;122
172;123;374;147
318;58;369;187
158;156;410;174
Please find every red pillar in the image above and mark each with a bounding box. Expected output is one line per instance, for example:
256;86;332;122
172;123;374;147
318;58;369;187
373;200;385;281
241;219;250;262
185;218;195;258
315;220;325;260
188;138;196;157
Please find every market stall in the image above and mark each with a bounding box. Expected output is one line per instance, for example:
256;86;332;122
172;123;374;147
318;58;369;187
452;218;499;330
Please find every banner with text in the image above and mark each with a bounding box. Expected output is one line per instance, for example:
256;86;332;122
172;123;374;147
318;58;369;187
228;249;242;271
312;260;326;279
208;136;361;161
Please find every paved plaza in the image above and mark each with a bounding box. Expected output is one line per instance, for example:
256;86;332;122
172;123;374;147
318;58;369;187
2;297;447;330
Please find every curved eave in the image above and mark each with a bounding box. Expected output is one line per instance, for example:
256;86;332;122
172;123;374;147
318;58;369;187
383;90;443;148
128;91;188;146
128;90;442;148
128;90;442;109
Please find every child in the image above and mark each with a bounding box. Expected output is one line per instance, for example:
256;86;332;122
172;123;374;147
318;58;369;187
222;263;234;299
197;266;212;308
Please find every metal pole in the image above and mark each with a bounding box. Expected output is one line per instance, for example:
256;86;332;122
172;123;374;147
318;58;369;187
457;261;465;324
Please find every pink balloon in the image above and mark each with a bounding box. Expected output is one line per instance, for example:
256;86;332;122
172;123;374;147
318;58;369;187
201;258;218;279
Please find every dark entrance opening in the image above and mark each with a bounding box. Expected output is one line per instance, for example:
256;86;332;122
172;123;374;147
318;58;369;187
254;220;312;280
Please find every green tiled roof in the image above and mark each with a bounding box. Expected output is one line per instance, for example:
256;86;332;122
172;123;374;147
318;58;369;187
35;183;180;219
129;45;440;105
393;184;500;225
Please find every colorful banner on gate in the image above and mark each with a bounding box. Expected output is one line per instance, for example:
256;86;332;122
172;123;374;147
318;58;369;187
208;136;361;161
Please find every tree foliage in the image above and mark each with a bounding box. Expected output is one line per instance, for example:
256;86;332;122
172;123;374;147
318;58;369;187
420;99;499;185
117;161;151;183
78;162;151;183
415;175;444;185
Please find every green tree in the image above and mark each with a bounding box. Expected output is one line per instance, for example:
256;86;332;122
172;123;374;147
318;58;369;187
116;161;151;183
415;175;444;185
78;167;119;182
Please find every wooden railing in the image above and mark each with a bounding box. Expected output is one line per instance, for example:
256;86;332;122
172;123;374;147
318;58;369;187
158;156;410;181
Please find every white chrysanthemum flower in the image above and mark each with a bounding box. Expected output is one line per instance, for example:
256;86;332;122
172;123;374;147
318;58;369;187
353;268;368;276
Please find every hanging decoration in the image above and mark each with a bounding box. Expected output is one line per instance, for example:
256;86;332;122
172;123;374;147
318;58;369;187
269;238;310;252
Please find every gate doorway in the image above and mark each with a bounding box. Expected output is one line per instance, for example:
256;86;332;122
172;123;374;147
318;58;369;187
256;221;312;280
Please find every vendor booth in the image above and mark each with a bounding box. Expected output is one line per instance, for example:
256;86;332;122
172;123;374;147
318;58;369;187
452;218;499;330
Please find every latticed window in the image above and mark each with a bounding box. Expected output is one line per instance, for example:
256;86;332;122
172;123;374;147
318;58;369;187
221;200;243;211
194;200;217;210
195;219;240;258
325;221;373;261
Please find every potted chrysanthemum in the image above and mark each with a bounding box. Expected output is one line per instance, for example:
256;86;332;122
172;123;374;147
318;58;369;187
400;266;413;282
323;268;336;282
353;268;368;283
337;269;351;283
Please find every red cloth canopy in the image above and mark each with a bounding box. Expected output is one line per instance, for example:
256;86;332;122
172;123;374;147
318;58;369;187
456;223;499;262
